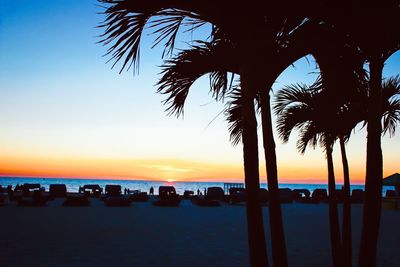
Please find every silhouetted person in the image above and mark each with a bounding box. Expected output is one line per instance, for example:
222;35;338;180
197;189;200;195
204;188;207;196
149;186;154;195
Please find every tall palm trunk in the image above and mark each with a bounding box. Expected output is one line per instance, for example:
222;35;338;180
241;69;269;267
260;88;288;267
326;144;343;267
339;136;352;267
358;57;383;267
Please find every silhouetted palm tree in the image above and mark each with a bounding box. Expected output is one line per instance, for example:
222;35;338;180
306;3;400;264
274;75;400;267
274;82;344;267
98;2;275;265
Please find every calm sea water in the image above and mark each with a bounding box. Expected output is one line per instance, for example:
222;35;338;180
0;177;393;195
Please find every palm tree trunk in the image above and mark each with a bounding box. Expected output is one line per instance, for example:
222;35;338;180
339;136;352;267
358;57;383;267
326;144;343;267
241;70;269;267
260;88;288;267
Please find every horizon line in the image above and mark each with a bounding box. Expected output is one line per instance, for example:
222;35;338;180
0;175;366;185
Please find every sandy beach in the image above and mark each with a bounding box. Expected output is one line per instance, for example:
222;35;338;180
0;197;398;267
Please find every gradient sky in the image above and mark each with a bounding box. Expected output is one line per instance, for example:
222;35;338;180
0;0;399;184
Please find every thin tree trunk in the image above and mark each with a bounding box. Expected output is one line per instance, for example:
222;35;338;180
260;88;288;267
241;70;269;267
358;57;383;267
326;145;343;267
340;136;352;267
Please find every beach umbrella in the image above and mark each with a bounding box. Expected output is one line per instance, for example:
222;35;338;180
382;173;400;186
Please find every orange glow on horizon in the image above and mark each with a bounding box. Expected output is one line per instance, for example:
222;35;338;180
0;154;387;185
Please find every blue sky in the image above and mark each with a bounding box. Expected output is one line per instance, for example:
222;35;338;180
0;0;399;183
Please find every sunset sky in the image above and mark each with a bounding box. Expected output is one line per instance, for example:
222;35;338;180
0;0;399;184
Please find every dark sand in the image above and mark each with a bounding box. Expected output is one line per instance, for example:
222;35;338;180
0;198;399;266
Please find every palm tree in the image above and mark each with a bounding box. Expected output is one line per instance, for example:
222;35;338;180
97;2;276;265
305;3;400;264
274;82;344;267
97;2;389;266
274;75;400;267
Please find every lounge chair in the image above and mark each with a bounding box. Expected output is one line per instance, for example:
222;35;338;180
128;192;149;202
192;187;224;207
153;186;180;206
229;188;246;204
105;185;122;197
292;189;311;203
62;195;90;206
311;189;328;203
49;184;67;198
0;185;8;205
206;187;224;201
183;190;194;199
79;184;102;197
17;190;47;206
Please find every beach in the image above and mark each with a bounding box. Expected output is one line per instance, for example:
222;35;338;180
1;198;399;267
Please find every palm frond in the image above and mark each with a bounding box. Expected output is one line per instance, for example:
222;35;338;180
225;87;243;146
157;40;234;117
382;75;400;136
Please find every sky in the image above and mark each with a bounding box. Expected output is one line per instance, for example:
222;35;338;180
0;0;399;184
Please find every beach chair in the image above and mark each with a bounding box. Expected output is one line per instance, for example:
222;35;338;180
128;191;149;202
183;190;194;199
311;189;328;203
17;190;48;207
105;185;122;197
49;184;67;198
292;189;311;203
153;186;180;206
229;188;246;204
0;185;7;205
80;184;102;197
206;187;224;201
351;189;364;204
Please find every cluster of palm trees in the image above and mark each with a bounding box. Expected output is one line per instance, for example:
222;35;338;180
97;1;400;266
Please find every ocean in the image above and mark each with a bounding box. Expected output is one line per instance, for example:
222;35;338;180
0;177;394;195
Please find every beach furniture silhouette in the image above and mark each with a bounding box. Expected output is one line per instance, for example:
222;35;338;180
49;184;67;198
79;184;102;197
183;190;194;199
192;187;224;206
105;185;122;197
311;189;328;203
292;189;311;203
0;185;8;205
18;189;47;206
229;187;246;204
128;191;149;202
153;186;180;206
